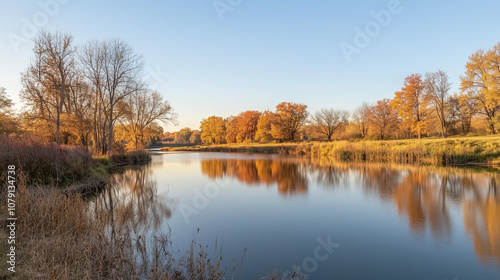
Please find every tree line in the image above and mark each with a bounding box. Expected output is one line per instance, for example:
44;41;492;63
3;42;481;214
2;37;499;146
182;42;499;144
0;30;176;154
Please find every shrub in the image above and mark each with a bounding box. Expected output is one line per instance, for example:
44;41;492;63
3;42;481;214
0;135;93;187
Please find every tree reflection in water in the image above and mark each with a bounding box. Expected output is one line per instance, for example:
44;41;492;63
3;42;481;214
94;166;172;233
200;157;500;267
201;158;308;195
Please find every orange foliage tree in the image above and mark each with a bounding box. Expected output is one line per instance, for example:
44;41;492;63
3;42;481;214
225;110;262;143
391;74;430;138
271;102;308;141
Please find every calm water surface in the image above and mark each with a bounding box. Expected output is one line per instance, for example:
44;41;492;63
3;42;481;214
103;152;500;280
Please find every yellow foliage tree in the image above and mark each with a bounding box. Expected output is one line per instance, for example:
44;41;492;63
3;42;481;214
391;74;430;138
460;43;500;134
201;116;226;144
255;110;275;143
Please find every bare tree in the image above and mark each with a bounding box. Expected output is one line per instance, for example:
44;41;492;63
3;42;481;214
352;102;371;138
80;39;144;154
21;31;75;144
425;70;452;138
310;108;349;141
64;73;94;146
117;90;177;149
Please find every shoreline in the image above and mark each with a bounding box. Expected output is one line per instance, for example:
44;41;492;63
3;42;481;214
160;136;500;167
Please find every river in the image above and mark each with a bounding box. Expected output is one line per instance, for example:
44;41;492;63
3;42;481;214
98;151;500;280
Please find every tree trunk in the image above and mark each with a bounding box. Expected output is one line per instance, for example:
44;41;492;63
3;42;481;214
55;107;61;144
108;106;114;155
441;123;447;138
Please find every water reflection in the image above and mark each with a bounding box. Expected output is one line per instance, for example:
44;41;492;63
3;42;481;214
200;156;500;267
463;178;500;267
201;159;308;195
95;166;172;231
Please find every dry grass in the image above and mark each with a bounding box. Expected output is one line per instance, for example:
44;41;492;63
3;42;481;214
311;136;500;165
0;184;228;280
110;150;152;166
0;135;93;187
161;142;307;155
164;136;500;166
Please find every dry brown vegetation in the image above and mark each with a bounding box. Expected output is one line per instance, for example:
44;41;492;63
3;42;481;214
0;185;229;280
0;135;93;187
163;136;500;166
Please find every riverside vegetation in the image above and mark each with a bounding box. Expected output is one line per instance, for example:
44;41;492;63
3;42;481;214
162;135;500;166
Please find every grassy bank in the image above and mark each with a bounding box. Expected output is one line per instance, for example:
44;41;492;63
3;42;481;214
0;135;151;190
161;142;303;154
161;136;500;166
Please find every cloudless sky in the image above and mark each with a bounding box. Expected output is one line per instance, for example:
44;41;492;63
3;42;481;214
1;0;500;131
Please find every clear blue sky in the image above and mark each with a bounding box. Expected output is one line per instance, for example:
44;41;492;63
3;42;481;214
1;0;499;132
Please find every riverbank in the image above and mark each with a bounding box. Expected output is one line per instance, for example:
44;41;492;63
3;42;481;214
161;135;500;166
0;135;152;195
0;137;233;279
0;136;298;279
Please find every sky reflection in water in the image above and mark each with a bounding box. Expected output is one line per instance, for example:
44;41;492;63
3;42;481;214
105;152;500;280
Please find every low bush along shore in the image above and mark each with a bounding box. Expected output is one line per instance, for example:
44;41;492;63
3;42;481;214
161;135;500;166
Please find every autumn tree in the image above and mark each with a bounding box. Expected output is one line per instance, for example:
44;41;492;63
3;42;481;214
391;74;430;138
255;110;275;143
225;110;262;143
453;92;478;134
20;31;76;144
117;90;176;150
272;102;308;141
371;99;396;140
237;110;261;142
63;74;94;145
201;116;226;144
189;130;202;144
144;122;164;146
310;108;349;141
80;39;144;154
352;102;371;138
225;116;239;144
460;43;500;134
162;132;175;142
175;128;193;144
425;70;452;138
